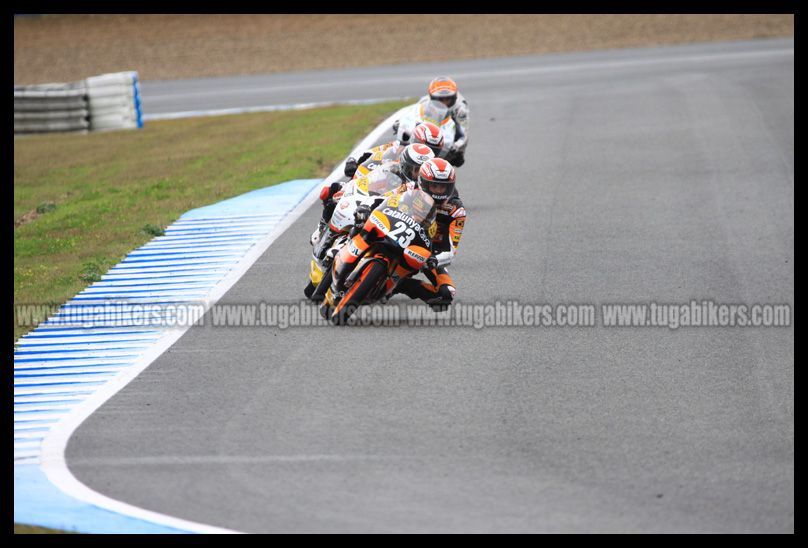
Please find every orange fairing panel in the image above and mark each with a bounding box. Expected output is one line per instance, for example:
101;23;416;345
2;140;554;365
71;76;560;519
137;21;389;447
402;244;430;269
366;210;390;236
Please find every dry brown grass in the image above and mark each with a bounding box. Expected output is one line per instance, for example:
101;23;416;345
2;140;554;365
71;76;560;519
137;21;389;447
14;14;793;84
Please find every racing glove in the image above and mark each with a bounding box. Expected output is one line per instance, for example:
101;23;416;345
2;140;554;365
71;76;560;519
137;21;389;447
423;255;439;273
447;147;465;167
354;204;372;224
344;157;358;178
321;181;343;205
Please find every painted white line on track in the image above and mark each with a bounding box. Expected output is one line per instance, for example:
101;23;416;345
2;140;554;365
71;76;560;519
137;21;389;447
144;96;413;121
35;105;409;534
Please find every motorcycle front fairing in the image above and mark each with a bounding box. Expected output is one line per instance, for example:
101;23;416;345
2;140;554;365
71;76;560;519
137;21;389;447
312;166;405;264
329;167;404;233
341;189;437;292
354;143;401;179
395;100;456;155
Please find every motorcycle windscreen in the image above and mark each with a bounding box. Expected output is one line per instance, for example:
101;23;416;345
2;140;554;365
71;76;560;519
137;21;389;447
381;146;401;162
419;100;450;126
376;188;436;225
365;165;404;195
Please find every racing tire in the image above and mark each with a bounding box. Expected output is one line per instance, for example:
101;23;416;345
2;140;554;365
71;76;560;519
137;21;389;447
310;265;333;303
331;260;386;326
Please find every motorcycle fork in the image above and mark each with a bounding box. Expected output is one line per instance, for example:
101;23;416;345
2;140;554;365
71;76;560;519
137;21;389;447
344;252;389;289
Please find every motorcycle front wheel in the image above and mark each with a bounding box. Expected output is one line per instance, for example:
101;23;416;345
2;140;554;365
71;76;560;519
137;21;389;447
310;262;333;303
330;260;387;326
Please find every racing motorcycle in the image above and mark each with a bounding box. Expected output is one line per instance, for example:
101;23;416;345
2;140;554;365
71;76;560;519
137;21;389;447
304;165;407;303
351;144;400;180
319;187;437;325
394;99;456;156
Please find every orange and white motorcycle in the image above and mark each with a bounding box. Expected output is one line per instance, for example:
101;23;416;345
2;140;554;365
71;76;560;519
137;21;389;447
319;187;437;325
304;165;407;303
351;144;401;180
394;99;456;155
350;122;445;180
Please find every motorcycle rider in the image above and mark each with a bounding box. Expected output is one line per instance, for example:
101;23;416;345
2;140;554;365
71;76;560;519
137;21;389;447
342;121;445;179
311;143;435;246
391;77;468;167
392;158;465;310
389;143;436;184
420;77;469;167
330;158;464;312
313;122;445;240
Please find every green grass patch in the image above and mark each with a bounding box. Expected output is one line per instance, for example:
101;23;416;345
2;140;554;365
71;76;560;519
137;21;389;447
36;201;57;214
78;259;106;284
14;100;409;343
141;223;165;237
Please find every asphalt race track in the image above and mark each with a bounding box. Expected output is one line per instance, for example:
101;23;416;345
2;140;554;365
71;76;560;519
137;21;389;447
67;39;793;533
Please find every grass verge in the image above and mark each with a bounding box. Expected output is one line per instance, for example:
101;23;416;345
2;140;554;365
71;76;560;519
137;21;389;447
14;99;409;343
14;523;78;534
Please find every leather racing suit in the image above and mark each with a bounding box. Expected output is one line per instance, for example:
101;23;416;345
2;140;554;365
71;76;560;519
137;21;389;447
393;187;466;309
418;91;469;167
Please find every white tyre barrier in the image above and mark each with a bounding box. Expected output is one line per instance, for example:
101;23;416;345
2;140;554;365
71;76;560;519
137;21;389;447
14;97;89;111
13;84;90;133
89;114;140;131
14;119;91;134
14;109;90;121
85;95;134;110
14;71;143;135
86;71;143;132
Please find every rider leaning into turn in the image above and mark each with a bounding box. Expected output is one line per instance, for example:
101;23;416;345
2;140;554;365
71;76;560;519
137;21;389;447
342;121;445;179
392;158;466;310
419;76;469;168
312;138;440;245
333;158;466;311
